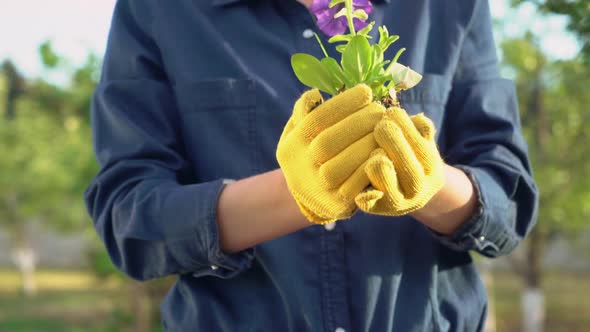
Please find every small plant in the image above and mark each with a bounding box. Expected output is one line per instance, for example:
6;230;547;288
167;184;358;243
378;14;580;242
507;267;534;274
291;0;422;103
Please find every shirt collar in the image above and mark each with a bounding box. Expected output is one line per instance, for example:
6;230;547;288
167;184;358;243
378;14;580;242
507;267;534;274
213;0;389;7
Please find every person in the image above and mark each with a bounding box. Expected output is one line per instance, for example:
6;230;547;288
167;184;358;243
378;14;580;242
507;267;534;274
84;0;538;330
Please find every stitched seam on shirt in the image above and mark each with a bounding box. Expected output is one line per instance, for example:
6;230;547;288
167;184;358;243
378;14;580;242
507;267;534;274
320;230;335;332
449;1;482;84
248;105;261;174
428;269;443;332
326;232;336;331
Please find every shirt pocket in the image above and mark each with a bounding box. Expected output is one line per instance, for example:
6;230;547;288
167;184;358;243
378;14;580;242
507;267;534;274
173;78;259;181
398;74;451;141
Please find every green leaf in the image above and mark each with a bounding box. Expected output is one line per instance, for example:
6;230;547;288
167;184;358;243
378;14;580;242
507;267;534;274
370;81;386;94
342;76;355;89
336;45;347;53
329;0;345;8
391;47;406;65
357;21;375;36
388;35;400;44
380;35;400;51
364;44;384;82
321;57;346;90
368;71;393;86
341;35;373;84
383;47;406;76
352;9;368;20
291;53;338;95
378;26;389;41
39;41;60;68
377;26;395;50
328;34;354;44
374;85;389;100
372;44;384;68
365;60;389;83
377;26;399;52
334;7;347;18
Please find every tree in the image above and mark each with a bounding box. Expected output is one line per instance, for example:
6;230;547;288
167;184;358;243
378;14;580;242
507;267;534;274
0;43;99;295
501;33;590;332
2;60;25;120
0;42;173;331
512;0;590;59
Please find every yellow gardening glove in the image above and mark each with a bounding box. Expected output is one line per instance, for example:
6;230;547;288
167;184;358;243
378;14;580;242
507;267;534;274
355;107;445;216
277;84;386;224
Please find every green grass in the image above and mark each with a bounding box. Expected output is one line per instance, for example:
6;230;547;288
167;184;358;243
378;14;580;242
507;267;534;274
0;269;588;331
0;268;120;293
492;270;590;332
0;289;128;332
0;269;130;332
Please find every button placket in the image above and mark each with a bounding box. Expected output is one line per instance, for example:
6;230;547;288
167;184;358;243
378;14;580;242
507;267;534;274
320;226;352;332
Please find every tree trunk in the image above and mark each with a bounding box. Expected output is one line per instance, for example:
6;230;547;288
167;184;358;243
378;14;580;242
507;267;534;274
521;228;545;332
522;287;544;332
2;60;25;120
128;280;152;332
520;66;547;332
479;259;496;332
10;246;37;296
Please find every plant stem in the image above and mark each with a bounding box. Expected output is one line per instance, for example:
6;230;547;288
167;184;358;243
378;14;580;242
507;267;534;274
384;48;406;75
345;0;356;35
314;33;329;58
391;48;406;65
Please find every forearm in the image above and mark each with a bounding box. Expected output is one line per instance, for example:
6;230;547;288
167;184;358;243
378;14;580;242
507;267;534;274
217;169;310;253
410;164;478;235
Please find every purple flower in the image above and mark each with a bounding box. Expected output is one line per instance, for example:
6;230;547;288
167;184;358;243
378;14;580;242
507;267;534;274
311;0;373;36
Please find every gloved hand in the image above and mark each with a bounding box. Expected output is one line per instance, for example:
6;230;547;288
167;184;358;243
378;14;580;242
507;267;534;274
355;107;445;216
277;84;386;224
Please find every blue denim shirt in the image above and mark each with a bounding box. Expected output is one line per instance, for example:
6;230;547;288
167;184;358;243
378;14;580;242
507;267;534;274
84;0;539;331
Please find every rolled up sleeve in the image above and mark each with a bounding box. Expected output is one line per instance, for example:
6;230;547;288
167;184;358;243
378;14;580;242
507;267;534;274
84;0;254;281
433;0;539;257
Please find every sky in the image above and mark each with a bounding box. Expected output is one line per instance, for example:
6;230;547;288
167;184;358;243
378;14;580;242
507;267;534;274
489;0;580;59
0;0;581;81
0;0;116;79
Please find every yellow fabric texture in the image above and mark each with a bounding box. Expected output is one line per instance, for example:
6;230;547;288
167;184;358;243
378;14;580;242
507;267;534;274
277;85;386;224
355;107;445;216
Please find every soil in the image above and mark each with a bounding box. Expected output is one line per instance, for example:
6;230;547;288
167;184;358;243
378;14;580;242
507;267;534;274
378;95;400;109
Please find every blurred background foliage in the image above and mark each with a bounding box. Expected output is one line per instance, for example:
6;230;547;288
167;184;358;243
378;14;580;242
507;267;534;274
0;43;173;332
0;1;589;332
494;30;590;332
512;0;590;59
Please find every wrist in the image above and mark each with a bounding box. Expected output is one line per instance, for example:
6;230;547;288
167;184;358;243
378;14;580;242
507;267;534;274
410;164;478;235
217;169;310;253
271;169;312;228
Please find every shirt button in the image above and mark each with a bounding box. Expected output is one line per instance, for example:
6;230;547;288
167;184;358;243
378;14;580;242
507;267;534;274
335;328;346;332
324;222;336;231
210;265;219;270
302;28;315;39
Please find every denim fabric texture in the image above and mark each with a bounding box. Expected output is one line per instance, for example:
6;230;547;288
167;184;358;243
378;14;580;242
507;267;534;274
84;0;539;331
